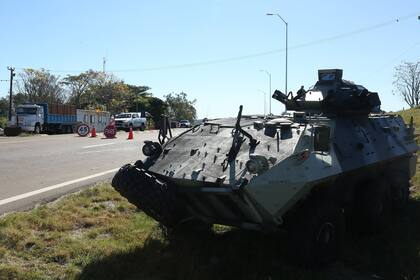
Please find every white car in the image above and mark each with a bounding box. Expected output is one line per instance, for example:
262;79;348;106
179;120;191;128
0;127;3;136
115;112;147;131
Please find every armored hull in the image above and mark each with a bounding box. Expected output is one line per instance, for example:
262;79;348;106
112;69;418;264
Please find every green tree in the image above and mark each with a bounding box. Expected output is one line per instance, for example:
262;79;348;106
84;79;132;114
0;97;8;128
147;96;167;127
164;92;196;121
17;69;65;104
0;97;8;117
126;84;151;112
61;70;101;108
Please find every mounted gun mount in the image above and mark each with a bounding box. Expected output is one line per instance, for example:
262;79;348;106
272;69;381;115
111;69;418;266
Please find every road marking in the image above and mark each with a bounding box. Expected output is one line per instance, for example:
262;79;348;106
82;143;115;149
0;168;120;206
0;137;58;145
78;147;137;154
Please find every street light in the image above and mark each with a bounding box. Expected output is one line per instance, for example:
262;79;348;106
257;89;267;117
260;69;272;115
266;13;288;98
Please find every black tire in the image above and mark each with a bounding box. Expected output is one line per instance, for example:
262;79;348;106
140;124;145;131
112;164;186;228
125;124;133;132
287;202;345;266
386;170;410;210
34;124;41;134
351;178;390;233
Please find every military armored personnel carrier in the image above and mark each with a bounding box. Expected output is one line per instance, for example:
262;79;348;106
112;69;418;265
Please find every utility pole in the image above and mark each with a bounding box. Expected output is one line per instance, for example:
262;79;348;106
7;67;15;122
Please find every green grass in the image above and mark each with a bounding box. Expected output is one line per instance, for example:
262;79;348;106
0;109;420;279
399;108;420;189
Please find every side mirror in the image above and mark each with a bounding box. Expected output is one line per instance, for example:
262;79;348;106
314;126;330;152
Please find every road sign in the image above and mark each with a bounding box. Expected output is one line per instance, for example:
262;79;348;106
104;124;117;138
77;123;90;137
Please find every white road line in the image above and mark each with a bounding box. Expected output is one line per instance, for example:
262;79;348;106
0;137;58;145
78;147;137;154
82;143;115;149
0;168;120;206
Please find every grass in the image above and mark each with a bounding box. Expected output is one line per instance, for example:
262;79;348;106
0;109;420;279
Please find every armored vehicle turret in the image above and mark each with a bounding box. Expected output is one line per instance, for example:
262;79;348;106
112;69;418;265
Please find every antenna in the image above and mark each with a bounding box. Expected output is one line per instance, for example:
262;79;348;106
102;57;106;73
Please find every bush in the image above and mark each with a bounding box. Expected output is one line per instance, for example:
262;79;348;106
0;117;7;129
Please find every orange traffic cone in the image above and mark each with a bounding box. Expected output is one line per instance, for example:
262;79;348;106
127;127;134;140
90;127;97;137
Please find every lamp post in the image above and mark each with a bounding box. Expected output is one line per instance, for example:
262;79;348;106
258;89;267;117
260;69;272;115
266;13;288;98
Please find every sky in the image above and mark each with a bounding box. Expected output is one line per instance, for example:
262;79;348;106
0;0;419;118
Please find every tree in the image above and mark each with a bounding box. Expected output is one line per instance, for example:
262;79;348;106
164;92;196;121
17;69;65;104
84;79;132;114
147;96;167;127
393;62;420;108
61;70;101;107
126;84;151;112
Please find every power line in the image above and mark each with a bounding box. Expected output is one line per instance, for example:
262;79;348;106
11;12;420;74
368;40;420;77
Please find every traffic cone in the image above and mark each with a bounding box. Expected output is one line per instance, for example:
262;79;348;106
127;127;134;140
90;126;97;137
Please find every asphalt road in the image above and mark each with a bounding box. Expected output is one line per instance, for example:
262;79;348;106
0;129;184;214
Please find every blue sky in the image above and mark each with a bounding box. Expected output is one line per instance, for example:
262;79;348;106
1;0;419;118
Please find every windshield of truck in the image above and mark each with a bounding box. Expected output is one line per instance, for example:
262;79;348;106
116;114;132;118
17;107;37;114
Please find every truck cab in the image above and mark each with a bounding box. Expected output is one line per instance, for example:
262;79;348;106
14;104;44;133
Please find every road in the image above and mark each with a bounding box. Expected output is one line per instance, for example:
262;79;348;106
0;129;184;214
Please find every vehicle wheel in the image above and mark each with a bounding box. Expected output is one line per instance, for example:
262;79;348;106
287;202;345;266
112;164;187;228
126;124;133;132
351;178;390;233
140;124;145;131
34;124;41;134
387;170;410;210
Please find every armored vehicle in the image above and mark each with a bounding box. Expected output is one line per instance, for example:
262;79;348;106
112;69;418;264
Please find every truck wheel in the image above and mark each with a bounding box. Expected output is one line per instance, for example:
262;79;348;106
140;124;145;131
351;178;390;233
287;202;345;266
34;124;41;134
